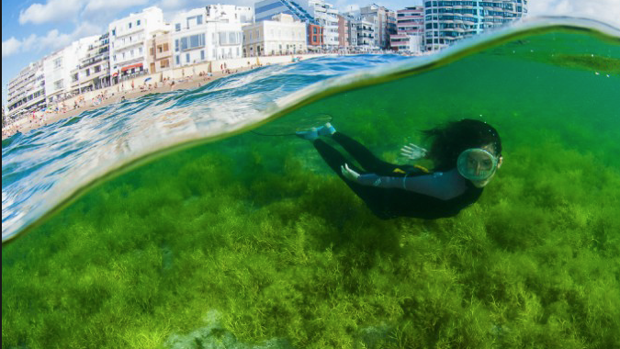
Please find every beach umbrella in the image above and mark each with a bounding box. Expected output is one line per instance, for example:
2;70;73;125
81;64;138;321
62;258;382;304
144;77;152;83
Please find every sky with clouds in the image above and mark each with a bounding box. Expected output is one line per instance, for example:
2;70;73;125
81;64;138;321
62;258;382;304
2;0;620;105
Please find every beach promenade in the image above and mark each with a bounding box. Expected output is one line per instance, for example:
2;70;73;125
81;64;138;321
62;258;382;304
2;53;330;139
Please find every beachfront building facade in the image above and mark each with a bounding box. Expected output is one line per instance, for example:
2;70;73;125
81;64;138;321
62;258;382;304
387;10;397;38
43;37;96;104
390;6;424;53
354;18;376;50
359;4;392;49
6;61;46;118
307;23;324;49
243;13;307;57
306;0;340;48
146;29;173;73
205;4;254;23
108;7;167;83
423;0;528;51
70;33;111;95
337;15;350;48
343;15;358;47
171;5;250;68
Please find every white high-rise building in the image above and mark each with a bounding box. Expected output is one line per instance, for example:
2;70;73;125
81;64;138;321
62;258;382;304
243;13;307;57
360;4;390;49
423;0;528;51
171;5;251;67
70;33;111;94
304;0;340;48
390;6;424;53
108;7;167;83
6;61;46;118
43;36;97;104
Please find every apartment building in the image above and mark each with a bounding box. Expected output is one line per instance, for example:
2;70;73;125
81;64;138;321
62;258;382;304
424;0;528;51
390;6;425;53
70;33;111;94
171;5;250;67
6;61;46;118
146;29;173;73
243;13;307;57
337;15;350;48
305;0;340;48
355;18;376;50
360;4;391;49
307;23;324;49
43;37;96;103
109;7;167;83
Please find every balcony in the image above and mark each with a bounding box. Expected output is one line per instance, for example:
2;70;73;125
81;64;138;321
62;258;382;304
80;56;107;69
113;39;143;51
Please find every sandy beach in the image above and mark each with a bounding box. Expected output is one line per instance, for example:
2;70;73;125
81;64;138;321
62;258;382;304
2;54;330;140
2;67;250;139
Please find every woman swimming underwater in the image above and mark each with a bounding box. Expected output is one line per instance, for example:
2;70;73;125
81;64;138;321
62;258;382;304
297;119;503;219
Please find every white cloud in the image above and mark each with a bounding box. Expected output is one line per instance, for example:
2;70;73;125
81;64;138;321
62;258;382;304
83;0;149;16
2;38;22;58
529;0;620;28
157;0;188;11
19;0;83;25
72;21;104;38
2;22;103;58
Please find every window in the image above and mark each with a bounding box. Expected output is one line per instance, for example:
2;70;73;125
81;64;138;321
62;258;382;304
180;34;205;50
197;15;203;24
129;22;132;29
150;47;155;55
176;55;180;65
175;39;179;52
161;59;169;68
137;20;141;26
54;58;62;68
163;43;169;51
175;23;181;32
201;50;205;60
186;53;190;63
112;29;116;36
54;79;64;90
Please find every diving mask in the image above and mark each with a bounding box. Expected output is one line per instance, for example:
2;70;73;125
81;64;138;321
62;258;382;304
457;148;499;181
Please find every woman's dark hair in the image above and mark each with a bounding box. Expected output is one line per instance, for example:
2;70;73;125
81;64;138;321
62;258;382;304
423;119;502;171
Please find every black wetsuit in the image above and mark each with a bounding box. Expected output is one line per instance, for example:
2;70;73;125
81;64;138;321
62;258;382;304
313;132;483;219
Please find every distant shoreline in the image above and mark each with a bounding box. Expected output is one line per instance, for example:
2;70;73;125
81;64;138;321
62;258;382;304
2;53;331;140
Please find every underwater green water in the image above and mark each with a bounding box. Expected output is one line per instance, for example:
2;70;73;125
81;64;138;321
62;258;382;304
3;30;620;348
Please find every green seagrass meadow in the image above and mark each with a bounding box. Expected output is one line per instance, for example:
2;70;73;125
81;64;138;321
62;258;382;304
3;32;620;348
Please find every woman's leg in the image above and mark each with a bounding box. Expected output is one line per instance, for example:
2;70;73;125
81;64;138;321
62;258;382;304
331;132;401;175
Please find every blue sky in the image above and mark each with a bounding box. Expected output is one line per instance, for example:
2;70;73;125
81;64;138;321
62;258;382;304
2;0;619;106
